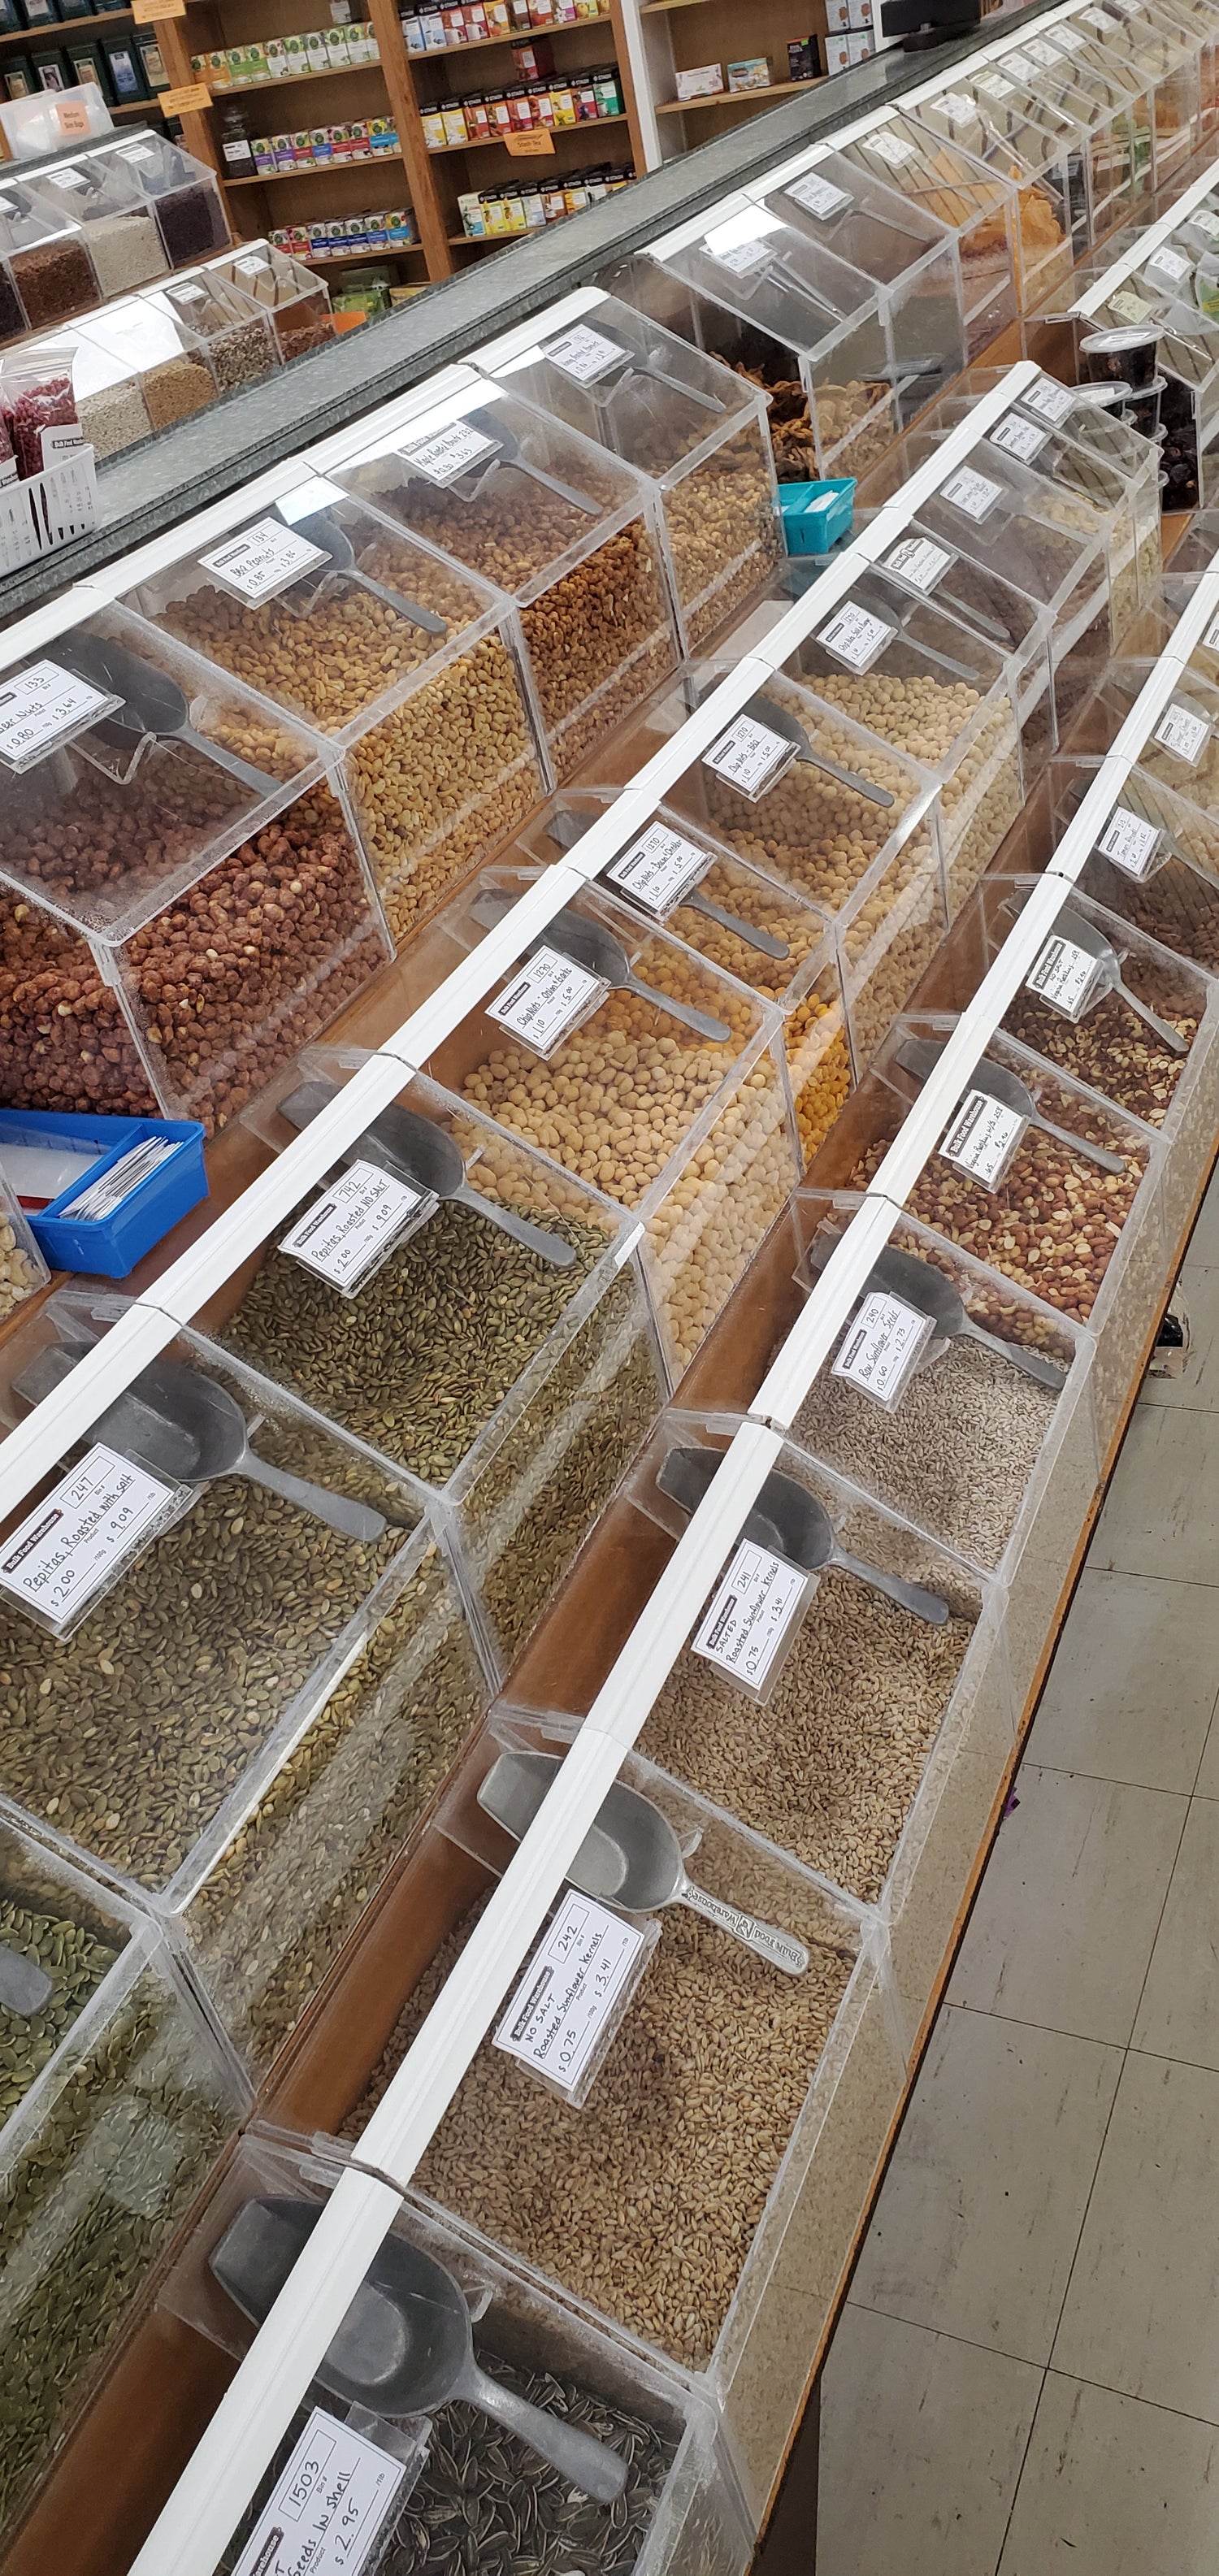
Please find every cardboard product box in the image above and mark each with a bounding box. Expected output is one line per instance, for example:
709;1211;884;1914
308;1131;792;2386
787;33;819;73
464;89;492;137
727;54;770;89
846;28;873;59
55;0;96;25
402;13;427;52
823;32;851;70
675;59;722;96
513;36;553;76
310;123;335;158
64;35;104;86
420;101;447;145
305;29;328;70
99;33;145;94
2;54;35;94
847;0;873;28
15;0;59;33
251;135;277;171
592;61;621;112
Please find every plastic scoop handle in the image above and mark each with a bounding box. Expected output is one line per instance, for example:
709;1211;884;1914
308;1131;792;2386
451;1178;576;1266
452;2355;627;2502
290;511;449;635
544;809;787;959
1099;964;1190;1054
674;1876;809;1974
464;407;601;515
617;968;731;1042
831;1543;952;1624
234;1442;387;1542
744;691;895;810
956;1314;1069;1390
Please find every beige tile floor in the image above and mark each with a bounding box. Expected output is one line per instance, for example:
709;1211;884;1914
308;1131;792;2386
817;1195;1219;2574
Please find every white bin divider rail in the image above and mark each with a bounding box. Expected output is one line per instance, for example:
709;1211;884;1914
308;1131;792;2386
1044;549;1219;882
1069;144;1219;317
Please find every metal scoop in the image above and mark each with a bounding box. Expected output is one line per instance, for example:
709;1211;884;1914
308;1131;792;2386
544;808;791;962
1052;904;1189;1054
704;683;896;812
52;629;285;800
896;1034;1130;1177
210;2197;628;2502
478;1747;811;1975
471;892;733;1042
14;1345;388;1545
807;1229;1069;1390
657;1445;952;1623
285;507;449;639
0;1943;53;2018
279;1078;575;1267
462;406;601;517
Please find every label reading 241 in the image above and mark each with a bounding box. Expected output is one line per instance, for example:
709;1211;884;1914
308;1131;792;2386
940;465;1002;522
692;1538;809;1694
199;516;329;605
883;535;952;594
940;1087;1027;1189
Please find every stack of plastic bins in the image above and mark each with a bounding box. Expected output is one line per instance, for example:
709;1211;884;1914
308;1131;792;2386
1069;657;1219;887
1022;18;1155;219
761;561;1030;920
150;266;282;400
0;1290;489;2084
748;147;968;431
0;189;101;338
831;116;1020;363
215;1046;666;1676
1149;0;1219;140
358;862;800;1378
579;657;947;1076
120;469;547;952
512;787;853;1168
74;292;221;435
0;1815;244;2552
0;601;388;1134
614;195;900;488
1084;0;1200;189
905;78;1078;312
321;373;679;784
94;130;229;269
36;318;155;460
471;290;783;655
203;240;335;366
811;1012;1165;1454
990;27;1140;248
157;2129;753;2576
944;870;1219;1252
1046;748;1219;1044
256;1732;898;2529
21;148;169;303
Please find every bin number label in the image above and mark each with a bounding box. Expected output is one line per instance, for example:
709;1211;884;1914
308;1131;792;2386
199;516;330;603
494;1893;646;2097
1098;806;1162;878
229;2409;407;2576
832;1289;935;1407
940;1087;1028;1188
692;1537;809;1691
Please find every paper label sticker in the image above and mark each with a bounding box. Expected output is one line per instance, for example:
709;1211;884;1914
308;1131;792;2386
711;236;771;275
1000;46;1032;74
940;1087;1027;1189
229;2408;408;2576
1026;930;1101;1021
1191;209;1219;245
940;464;1002;522
199;517;329;605
692;1537;809;1692
488;943;605;1053
399;418;499;484
702;710;793;800
832;1289;935;1407
0;659;114;773
1099;805;1162;878
975;69;1016;98
883;534;952;594
990;410;1049;463
1146;242;1191;284
1108;289;1152;327
605;821;707;915
787;170;852;219
494;1893;645;2097
1022;373;1075;424
0;1444;174;1632
54;94;94;133
280;1157;425;1294
867;128;918;166
1026;36;1065;67
1054;25;1087;48
939;89;978;118
1155;700;1209;765
1204;610;1219;656
817;599;894;672
543;321;623;383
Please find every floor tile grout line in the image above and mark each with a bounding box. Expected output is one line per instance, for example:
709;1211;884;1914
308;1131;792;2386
993;2358;1050;2576
1038;2359;1219;2435
1124;1789;1204;2049
839;2296;1056;2377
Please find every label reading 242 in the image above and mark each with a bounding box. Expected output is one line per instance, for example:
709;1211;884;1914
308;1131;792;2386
494;1893;645;2099
399;418;499;484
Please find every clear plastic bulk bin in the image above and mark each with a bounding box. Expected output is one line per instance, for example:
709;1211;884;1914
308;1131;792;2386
121;466;547;950
907;77;1078;309
217;1045;666;1676
153;267;281;400
579;657;947;1073
831;116;1019;362
0;1818;243;2548
511;787;854;1166
205;240;334;365
95;130;228;271
259;1763;900;2522
814;1011;1165;1451
0;601;389;1134
21;150;169;303
76;292;221;434
0;1292;488;2080
0;1158;48;1324
362;862;800;1376
473;291;782;656
1147;0;1218;137
160;2129;753;2576
751;149;968;427
323;375;679;783
989;30;1139;245
0;187;100;338
37;319;154;460
1079;0;1201;185
1069;659;1219;876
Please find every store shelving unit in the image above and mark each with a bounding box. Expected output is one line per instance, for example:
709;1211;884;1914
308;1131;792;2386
0;6;168;134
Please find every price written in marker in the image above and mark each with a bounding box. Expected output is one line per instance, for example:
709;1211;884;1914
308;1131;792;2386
1155;700;1209;765
505;127;555;156
702;710;793;800
229;2410;408;2576
399;417;499;484
816;599;894;672
1026;930;1101;1021
199;515;329;605
787;171;852;219
832;1289;935;1408
0;1445;176;1636
543;321;623;382
940;1087;1028;1190
1098;806;1163;878
692;1537;809;1696
280;1158;427;1295
939;464;1002;522
605;820;708;915
488;944;605;1055
494;1893;646;2099
0;659;114;772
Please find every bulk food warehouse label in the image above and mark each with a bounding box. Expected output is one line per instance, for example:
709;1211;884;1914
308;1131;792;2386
606;821;708;914
230;2408;408;2576
940;1087;1027;1190
488;944;607;1054
542;322;624;383
199;518;330;605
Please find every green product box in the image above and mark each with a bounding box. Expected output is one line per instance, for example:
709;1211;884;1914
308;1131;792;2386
31;46;72;87
2;52;36;91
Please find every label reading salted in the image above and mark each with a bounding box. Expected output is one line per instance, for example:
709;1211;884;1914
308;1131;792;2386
1026;930;1101;1021
940;464;1002;521
229;2409;408;2576
1022;373;1075;424
940;1087;1027;1188
787;170;852;219
883;534;952;593
692;1537;809;1691
0;1444;173;1632
494;1893;645;2097
543;321;623;382
488;944;606;1052
832;1289;935;1407
1155;700;1209;765
0;659;113;771
199;516;329;604
399;417;499;484
702;710;793;800
280;1157;425;1293
868;128;918;166
605;820;708;915
817;599;894;672
1099;805;1162;878
990;410;1048;463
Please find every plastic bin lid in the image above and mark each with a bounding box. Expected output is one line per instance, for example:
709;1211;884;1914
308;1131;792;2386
758;147;954;291
479;288;763;481
645;201;885;353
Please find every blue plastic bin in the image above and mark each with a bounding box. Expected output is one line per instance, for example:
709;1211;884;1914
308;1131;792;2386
779;477;856;554
0;1111;208;1277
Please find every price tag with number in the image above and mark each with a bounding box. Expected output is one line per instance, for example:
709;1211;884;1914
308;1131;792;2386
1022;374;1075;425
1026;930;1102;1022
199;516;329;605
1098;805;1164;879
0;659;117;773
1155;700;1210;765
711;235;772;276
399;417;499;484
787;171;852;220
494;1893;647;2102
1145;242;1191;288
229;2410;408;2576
939;465;1003;522
883;534;952;595
868;128;918;167
488;943;606;1056
940;1086;1028;1190
976;69;1016;98
605;821;708;916
817;599;895;673
0;1444;178;1639
280;1158;428;1296
692;1537;810;1698
832;1289;936;1409
702;710;794;800
542;322;624;383
1111;288;1153;325
990;410;1049;464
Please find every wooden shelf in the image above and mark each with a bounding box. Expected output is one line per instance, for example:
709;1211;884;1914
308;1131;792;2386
412;9;613;58
225;155;405;182
305;239;426;263
426;107;627;151
115;94;166;111
208;55;382;95
657;76;823;108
